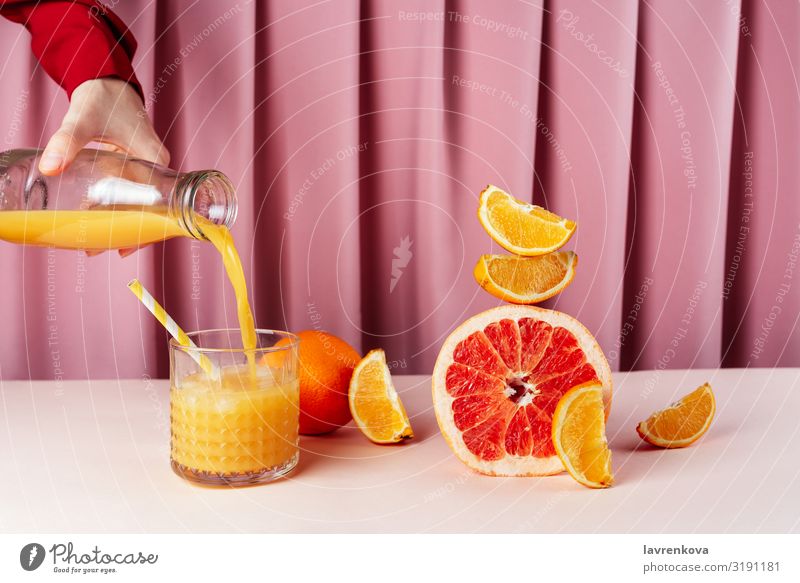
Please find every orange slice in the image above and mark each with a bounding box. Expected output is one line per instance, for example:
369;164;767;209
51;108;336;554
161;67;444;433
349;349;413;444
432;305;612;476
477;185;576;256
552;382;613;488
636;383;715;448
473;251;577;304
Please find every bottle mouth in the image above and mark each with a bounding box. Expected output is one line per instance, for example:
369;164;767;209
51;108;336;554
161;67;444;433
175;171;238;239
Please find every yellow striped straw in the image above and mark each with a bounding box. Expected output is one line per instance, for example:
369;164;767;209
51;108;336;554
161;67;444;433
127;279;219;379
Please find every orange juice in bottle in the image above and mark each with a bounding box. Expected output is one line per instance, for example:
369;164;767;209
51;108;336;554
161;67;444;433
0;148;237;250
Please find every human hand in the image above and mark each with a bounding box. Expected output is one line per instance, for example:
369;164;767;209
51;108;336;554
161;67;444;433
39;78;169;175
40;78;170;257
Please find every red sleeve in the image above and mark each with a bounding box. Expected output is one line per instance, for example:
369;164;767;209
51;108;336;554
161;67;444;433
0;0;143;101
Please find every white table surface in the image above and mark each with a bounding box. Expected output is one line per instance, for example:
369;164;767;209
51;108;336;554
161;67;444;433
1;368;798;533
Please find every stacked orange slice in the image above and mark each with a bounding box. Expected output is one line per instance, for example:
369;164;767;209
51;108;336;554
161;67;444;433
474;185;578;303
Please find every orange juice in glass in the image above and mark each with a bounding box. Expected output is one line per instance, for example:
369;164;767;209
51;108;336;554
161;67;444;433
169;329;299;486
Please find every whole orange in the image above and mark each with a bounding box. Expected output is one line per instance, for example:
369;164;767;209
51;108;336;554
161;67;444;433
291;330;360;435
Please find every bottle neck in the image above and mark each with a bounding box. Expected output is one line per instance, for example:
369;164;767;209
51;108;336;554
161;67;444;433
172;170;237;239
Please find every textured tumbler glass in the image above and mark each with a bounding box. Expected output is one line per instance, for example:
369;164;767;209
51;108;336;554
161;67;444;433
169;329;299;486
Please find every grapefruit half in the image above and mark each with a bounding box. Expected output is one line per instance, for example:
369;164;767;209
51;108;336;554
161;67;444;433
432;305;612;476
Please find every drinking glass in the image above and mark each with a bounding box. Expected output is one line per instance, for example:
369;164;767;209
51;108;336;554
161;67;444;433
169;329;299;486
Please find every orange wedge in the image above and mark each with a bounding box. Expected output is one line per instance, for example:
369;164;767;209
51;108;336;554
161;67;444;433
636;383;715;448
473;251;577;304
349;349;413;444
477;185;576;256
552;382;613;489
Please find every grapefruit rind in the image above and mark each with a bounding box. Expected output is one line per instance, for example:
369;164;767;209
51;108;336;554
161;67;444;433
432;305;612;477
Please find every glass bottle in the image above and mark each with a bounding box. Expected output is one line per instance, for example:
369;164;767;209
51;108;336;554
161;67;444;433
0;148;237;250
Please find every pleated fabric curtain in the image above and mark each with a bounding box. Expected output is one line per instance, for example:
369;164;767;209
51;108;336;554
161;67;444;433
0;0;797;380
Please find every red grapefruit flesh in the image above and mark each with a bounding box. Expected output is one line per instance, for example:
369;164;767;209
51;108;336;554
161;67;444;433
432;305;612;476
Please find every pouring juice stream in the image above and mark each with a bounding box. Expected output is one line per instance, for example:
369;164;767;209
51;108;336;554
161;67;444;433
0;149;297;483
0;210;257;358
196;218;258;358
0;149;257;356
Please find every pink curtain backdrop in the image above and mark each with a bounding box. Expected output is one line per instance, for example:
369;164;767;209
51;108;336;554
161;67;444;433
0;0;797;379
